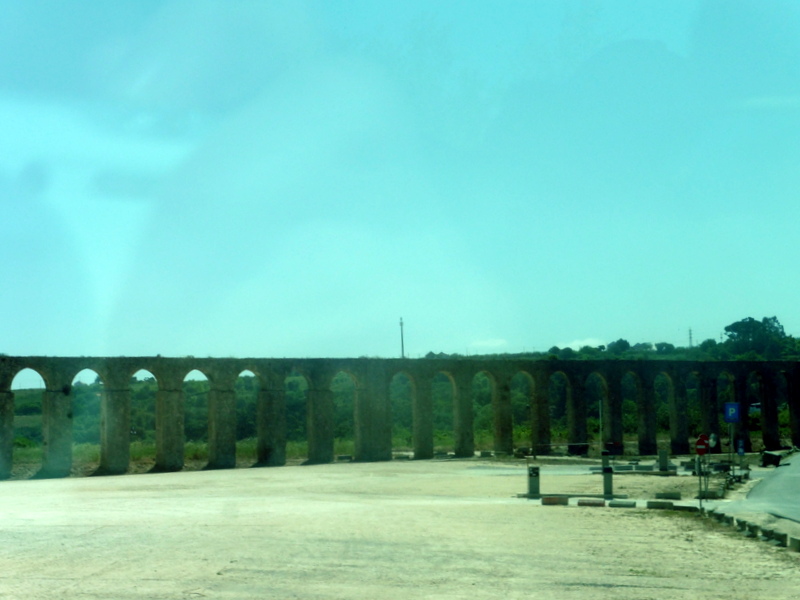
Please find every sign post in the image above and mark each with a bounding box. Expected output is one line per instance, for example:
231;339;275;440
695;434;710;510
724;403;740;478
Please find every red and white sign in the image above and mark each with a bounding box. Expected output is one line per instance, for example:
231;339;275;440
695;435;710;456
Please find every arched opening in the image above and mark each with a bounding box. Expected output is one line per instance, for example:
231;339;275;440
768;370;789;449
472;371;494;451
652;372;673;447
71;368;103;475
585;372;608;453
621;371;646;454
549;371;571;453
130;369;157;471
389;371;414;457
510;371;534;452
331;371;357;458
432;371;455;455
183;369;209;468
285;371;308;461
235;369;260;466
746;371;763;452
11;368;46;478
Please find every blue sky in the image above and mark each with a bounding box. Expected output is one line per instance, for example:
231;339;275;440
2;0;799;361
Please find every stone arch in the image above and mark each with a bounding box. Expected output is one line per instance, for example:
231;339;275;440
472;370;497;453
130;369;157;445
331;369;358;458
758;366;784;451
5;368;47;478
548;370;581;454
70;369;103;470
585;371;608;453
284;369;310;459
431;370;456;455
389;370;415;456
510;370;536;454
234;369;260;466
621;371;652;455
653;371;688;454
745;369;765;452
183;369;210;467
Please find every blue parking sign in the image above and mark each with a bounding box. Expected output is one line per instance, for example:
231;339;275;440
724;402;740;424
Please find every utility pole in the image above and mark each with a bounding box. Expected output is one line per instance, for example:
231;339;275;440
689;328;693;348
399;317;405;359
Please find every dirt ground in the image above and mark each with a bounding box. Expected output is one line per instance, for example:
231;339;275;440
0;457;798;600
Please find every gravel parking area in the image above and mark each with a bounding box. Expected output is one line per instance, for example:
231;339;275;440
0;459;797;599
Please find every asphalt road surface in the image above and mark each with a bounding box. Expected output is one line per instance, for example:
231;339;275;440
720;454;800;524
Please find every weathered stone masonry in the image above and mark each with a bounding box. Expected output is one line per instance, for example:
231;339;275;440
0;356;798;479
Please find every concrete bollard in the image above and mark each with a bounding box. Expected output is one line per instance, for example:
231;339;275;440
658;449;669;472
746;523;760;538
603;466;613;498
527;465;541;499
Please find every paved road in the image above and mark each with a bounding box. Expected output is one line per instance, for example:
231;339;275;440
716;454;800;523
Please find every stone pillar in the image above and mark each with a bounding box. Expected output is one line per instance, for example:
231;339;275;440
353;362;392;462
155;374;184;472
412;374;433;460
669;375;690;455
532;372;551;456
733;376;752;452
698;374;721;454
606;376;623;452
207;373;237;470
760;370;781;451
638;380;657;456
306;382;334;464
453;373;474;458
492;374;513;455
39;381;73;478
0;390;13;480
257;374;286;466
567;375;588;455
98;372;131;475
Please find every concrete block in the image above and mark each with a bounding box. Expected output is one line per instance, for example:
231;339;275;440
655;492;682;500
673;505;699;513
773;532;788;547
646;500;674;510
541;496;569;506
788;537;800;552
609;500;637;508
634;465;654;471
577;498;605;507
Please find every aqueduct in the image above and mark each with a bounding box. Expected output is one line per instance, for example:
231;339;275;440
1;355;798;479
